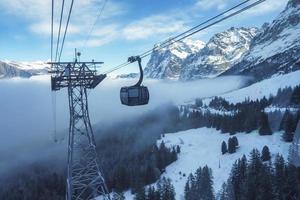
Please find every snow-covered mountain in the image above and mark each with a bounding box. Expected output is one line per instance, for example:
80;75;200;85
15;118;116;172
0;61;49;78
144;39;205;79
115;73;139;79
222;0;300;80
180;27;258;81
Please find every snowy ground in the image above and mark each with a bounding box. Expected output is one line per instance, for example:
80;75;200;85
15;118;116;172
122;128;290;200
203;70;300;105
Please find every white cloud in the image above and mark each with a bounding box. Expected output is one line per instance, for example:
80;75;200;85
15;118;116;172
122;15;187;40
243;0;289;15
0;0;51;20
195;0;288;14
0;0;126;36
67;11;190;47
196;0;228;11
66;25;119;48
29;22;81;36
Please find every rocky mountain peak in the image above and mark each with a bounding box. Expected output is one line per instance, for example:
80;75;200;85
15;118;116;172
0;61;49;79
222;0;300;80
287;0;300;9
179;27;258;81
144;39;205;79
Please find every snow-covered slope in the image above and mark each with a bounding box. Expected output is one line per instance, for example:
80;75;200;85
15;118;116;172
180;27;258;81
205;70;300;104
0;61;31;78
159;128;289;200
114;73;139;79
144;39;205;79
222;0;300;80
0;61;49;78
121;128;290;200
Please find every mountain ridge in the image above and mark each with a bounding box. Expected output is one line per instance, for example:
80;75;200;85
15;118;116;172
221;0;300;80
0;61;49;78
144;39;205;79
180;27;258;80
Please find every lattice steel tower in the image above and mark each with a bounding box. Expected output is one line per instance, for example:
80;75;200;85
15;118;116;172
49;53;111;200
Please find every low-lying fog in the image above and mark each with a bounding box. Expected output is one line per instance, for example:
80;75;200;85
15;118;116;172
0;75;249;175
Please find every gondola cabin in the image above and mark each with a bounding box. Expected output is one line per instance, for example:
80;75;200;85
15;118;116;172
120;56;150;106
120;86;149;106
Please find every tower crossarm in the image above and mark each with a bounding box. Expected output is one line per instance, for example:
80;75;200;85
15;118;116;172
49;61;106;91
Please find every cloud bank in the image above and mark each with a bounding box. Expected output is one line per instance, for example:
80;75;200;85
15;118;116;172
0;75;249;174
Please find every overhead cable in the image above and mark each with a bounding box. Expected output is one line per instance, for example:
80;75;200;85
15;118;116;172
55;0;66;62
58;0;75;62
82;0;109;51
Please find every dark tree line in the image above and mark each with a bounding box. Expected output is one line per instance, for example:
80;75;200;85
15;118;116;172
272;85;300;107
220;148;300;200
280;110;300;142
179;85;300;141
179;97;273;135
0;165;65;200
134;177;175;200
184;165;215;200
0;139;179;200
101;139;179;193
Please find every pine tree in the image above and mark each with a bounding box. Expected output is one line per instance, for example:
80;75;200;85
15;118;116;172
176;145;181;154
259;112;273;135
146;186;156;200
232;136;239;147
229;156;247;200
283;111;297;142
199;166;215;200
246;149;263;200
283;164;299;199
184;178;191;200
165;178;176;200
219;183;230;200
228;138;236;154
221;141;227;155
184;166;215;200
159;177;175;200
257;163;275;200
288;121;300;166
184;174;195;200
261;145;271;161
291;85;300;106
279;110;289;131
274;154;285;200
134;186;146;200
194;167;202;200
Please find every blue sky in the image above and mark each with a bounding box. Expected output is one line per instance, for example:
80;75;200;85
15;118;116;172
0;0;289;73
